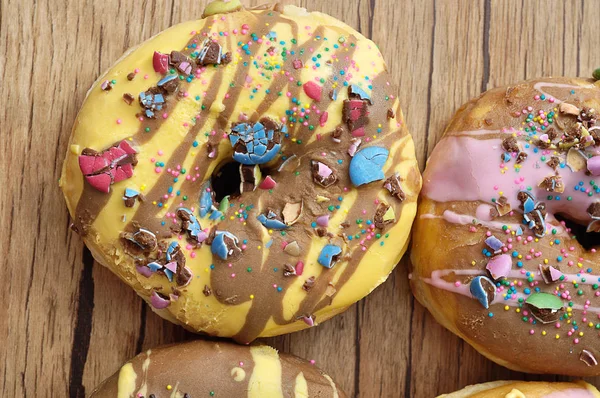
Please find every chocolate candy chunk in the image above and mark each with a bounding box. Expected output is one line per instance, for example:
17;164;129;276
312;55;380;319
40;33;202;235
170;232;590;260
282;202;303;226
348;84;372;104
78;140;138;193
580;350;598;367
539;264;563;284
588;202;600;219
292;59;303;69
538;175;564;193
383;173;405;201
501;136;519;153
176;207;206;244
303;276;315;291
121;228;157;254
123;188;140;207
515;151;528;164
331;126;343;143
239;164;261;193
197;39;230;65
343;98;369;137
469;276;495;309
157;74;179;94
229;119;284;165
169;51;194;75
139;87;166;119
546;156;560;169
127;72;136;81
525;292;564;324
123;93;135;105
283;263;296;277
387;108;395;119
311;160;337;187
373;203;395;229
100;80;112;91
211;231;242;260
203;285;212;296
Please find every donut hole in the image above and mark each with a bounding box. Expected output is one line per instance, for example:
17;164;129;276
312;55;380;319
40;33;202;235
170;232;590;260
211;161;242;202
554;213;600;251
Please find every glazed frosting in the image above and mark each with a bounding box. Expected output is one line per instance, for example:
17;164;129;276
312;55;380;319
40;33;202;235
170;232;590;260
411;77;600;375
60;1;421;342
89;340;345;397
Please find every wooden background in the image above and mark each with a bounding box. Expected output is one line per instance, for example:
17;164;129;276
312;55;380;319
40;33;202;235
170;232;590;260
2;0;600;397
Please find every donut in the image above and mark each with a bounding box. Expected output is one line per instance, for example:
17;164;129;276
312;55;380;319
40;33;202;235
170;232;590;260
89;340;345;397
410;77;600;375
60;0;421;342
438;380;600;398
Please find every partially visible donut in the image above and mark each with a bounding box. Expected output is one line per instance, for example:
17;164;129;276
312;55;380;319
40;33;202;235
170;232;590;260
438;380;600;398
60;0;421;342
89;340;345;397
411;77;600;375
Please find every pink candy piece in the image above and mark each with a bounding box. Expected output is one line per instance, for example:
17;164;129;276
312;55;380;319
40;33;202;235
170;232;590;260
303;81;322;102
295;261;304;276
292;59;303;69
153;51;170;74
317;162;333;178
259;175;277;190
302;315;314;327
351;127;366;137
486;254;512;280
136;265;153;278
164;261;178;273
150;291;171;309
549;265;564;281
85;174;111;193
78;155;109;175
319;111;328;127
587;156;600;176
316;215;330;227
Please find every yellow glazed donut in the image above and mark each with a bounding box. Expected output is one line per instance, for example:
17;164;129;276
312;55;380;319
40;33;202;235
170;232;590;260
438;380;600;398
60;0;421;342
90;340;345;397
411;77;600;375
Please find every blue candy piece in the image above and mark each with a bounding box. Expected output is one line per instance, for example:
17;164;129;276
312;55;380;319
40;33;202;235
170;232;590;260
331;90;338;101
163;268;174;282
257;210;288;230
124;188;139;198
147;261;162;272
523;197;535;213
157;74;178;87
199;182;214;218
229;122;281;165
349;84;372;103
469;275;495;309
209;210;223;220
485;236;504;252
515;226;523;236
318;244;343;268
211;231;240;260
502;152;511;163
166;241;179;261
349;146;389;186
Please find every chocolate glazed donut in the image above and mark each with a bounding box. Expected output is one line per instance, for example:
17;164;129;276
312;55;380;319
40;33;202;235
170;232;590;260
411;77;600;375
90;340;346;397
60;0;421;342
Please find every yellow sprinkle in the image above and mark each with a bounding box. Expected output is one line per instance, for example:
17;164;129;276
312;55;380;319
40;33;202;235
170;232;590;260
516;308;521;313
590;322;594;327
579;332;584;337
167;385;172;390
140;184;147;191
230;216;234;220
567;307;572;312
517;255;522;259
544;259;549;264
152;201;157;205
250;294;254;299
504;305;509;311
471;261;476;266
205;268;209;272
499;191;504;195
555;334;560;339
257;246;262;250
542;331;547;336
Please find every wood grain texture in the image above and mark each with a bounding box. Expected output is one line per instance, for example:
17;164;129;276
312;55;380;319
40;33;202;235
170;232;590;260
1;0;599;397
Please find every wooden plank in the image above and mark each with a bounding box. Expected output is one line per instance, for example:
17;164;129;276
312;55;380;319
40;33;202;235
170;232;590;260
2;0;600;397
